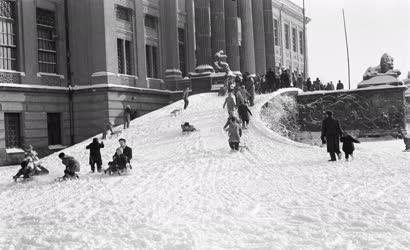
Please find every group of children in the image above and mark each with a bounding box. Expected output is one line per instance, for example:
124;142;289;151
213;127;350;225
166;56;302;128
12;138;134;182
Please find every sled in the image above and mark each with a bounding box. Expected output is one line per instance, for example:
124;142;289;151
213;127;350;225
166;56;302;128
55;174;80;182
13;176;33;183
239;144;249;152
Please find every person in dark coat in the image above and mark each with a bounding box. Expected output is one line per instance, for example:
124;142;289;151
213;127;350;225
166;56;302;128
340;132;360;160
237;103;253;129
265;68;275;93
58;152;80;180
13;158;33;181
305;77;312;91
105;147;129;174
86;138;104;173
321;111;343;161
336;80;344;90
118;138;132;168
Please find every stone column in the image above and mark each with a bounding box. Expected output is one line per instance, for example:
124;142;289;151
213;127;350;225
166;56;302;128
134;0;147;86
194;0;212;66
161;0;182;79
210;0;226;56
263;0;275;72
185;0;196;73
252;0;266;75
238;0;256;74
224;0;240;72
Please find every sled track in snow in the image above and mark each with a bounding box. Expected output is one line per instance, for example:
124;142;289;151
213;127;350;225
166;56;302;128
0;89;410;249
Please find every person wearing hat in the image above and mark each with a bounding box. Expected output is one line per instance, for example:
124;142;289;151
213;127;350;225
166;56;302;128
86;138;104;173
321;111;343;161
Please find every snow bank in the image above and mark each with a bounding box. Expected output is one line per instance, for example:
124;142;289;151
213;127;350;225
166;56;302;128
0;90;409;249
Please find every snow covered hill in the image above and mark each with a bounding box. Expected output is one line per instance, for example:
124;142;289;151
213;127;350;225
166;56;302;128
1;89;409;249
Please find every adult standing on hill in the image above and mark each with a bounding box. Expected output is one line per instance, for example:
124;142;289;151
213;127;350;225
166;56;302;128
336;80;344;90
86;138;104;173
321;111;343;161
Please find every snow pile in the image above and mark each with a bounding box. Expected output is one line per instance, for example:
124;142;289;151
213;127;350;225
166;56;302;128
260;94;300;141
0;89;410;249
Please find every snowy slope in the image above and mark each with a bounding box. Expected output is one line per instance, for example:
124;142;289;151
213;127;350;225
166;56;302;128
1;89;410;249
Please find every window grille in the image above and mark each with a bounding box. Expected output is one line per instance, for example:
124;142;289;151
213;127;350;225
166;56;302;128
292;27;297;52
4;112;21;148
273;19;279;46
116;6;131;22
284;24;290;50
0;0;17;70
299;31;304;55
144;15;157;30
117;38;132;75
37;8;57;73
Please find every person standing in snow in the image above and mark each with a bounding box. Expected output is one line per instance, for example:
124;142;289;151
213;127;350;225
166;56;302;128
123;105;131;129
237;103;253;129
58;152;80;180
336;80;344;90
321;111;343;161
224;116;242;151
340;132;360;161
183;87;189;110
118;138;132;169
86;138;104;173
223;92;236;116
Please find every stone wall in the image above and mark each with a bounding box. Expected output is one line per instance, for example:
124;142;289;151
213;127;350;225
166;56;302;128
0;87;70;166
297;85;407;137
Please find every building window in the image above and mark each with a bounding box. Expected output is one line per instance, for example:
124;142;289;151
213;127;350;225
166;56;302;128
273;19;278;46
292;27;297;52
37;8;57;73
117;38;132;75
146;45;158;78
144;15;157;30
0;0;17;70
284;24;290;50
4;113;21;148
116;5;131;22
299;30;304;55
47;113;61;145
178;28;186;77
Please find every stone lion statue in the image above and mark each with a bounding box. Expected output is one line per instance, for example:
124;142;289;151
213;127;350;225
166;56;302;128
363;53;401;80
213;50;231;74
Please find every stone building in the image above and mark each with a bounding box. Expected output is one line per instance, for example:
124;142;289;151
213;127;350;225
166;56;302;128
0;0;308;165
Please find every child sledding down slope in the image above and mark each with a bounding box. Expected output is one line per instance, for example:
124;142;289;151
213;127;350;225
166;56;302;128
58;153;80;180
105;147;129;175
224;116;242;151
340;132;360;160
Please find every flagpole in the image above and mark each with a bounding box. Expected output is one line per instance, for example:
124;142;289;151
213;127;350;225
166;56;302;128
303;0;307;80
342;9;351;89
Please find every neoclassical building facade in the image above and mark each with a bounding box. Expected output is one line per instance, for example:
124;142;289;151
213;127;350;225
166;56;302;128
0;0;308;165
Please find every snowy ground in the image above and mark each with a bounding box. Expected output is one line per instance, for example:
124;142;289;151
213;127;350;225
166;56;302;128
0;89;409;249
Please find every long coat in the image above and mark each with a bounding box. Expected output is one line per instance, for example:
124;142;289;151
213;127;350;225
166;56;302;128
321;117;342;153
237;104;252;122
86;141;104;165
340;135;360;154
